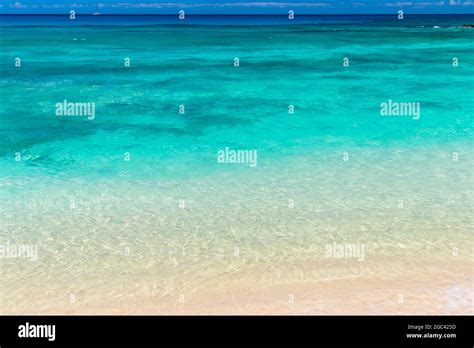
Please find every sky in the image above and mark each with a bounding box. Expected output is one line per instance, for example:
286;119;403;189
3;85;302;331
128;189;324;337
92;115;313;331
1;0;473;14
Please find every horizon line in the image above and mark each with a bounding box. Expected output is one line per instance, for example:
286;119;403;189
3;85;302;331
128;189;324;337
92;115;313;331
1;13;473;16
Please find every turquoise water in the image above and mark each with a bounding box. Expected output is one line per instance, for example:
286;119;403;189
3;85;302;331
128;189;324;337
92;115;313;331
0;15;473;314
1;15;473;181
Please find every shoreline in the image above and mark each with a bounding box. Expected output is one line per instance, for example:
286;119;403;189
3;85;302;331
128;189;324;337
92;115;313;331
2;265;472;315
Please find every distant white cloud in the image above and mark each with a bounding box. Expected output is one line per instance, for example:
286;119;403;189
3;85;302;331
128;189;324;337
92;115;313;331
104;2;333;8
382;2;413;6
384;1;447;6
382;0;474;6
10;1;26;8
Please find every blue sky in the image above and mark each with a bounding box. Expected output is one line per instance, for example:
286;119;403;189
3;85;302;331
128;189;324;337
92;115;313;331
1;0;473;14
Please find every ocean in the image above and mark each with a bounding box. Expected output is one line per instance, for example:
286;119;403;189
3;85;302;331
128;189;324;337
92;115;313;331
0;14;473;314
